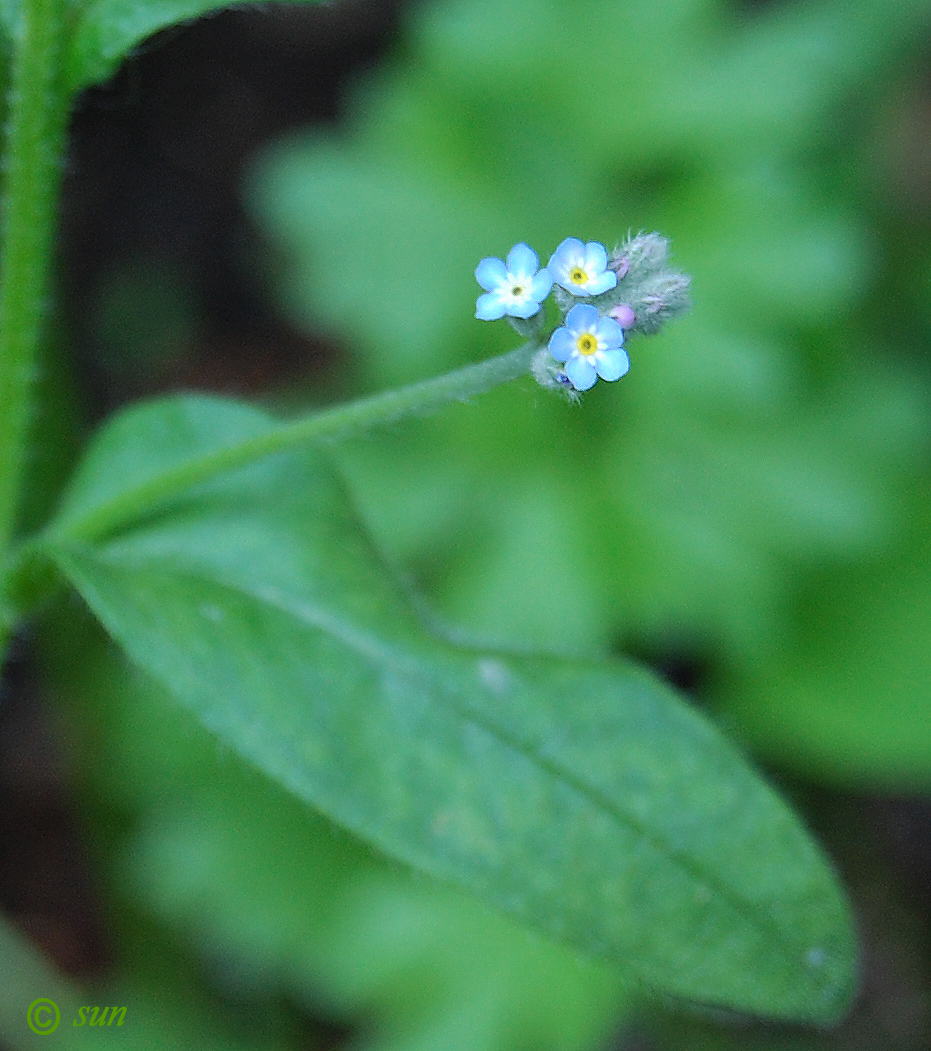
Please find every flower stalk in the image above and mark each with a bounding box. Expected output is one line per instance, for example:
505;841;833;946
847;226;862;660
49;341;543;546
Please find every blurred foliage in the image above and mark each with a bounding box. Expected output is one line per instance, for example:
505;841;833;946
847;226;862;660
7;0;931;1047
247;0;931;786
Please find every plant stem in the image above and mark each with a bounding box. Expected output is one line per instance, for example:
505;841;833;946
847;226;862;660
54;341;542;545
0;0;69;652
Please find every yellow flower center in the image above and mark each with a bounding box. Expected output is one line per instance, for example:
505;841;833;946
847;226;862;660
511;284;526;297
576;333;597;356
569;267;588;285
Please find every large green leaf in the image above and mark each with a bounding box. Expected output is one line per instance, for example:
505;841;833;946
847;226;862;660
41;608;627;1051
45;395;855;1023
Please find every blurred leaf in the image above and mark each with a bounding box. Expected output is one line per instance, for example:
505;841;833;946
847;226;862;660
636;0;931;158
406;0;931;163
0;912;294;1051
125;744;627;1051
718;487;931;787
44;394;855;1022
250;133;513;385
246;1;927;668
62;0;325;95
42;609;627;1051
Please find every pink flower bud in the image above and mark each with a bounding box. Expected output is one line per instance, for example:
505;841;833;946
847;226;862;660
609;303;636;328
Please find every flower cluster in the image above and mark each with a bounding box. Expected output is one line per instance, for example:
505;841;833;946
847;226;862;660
474;233;689;396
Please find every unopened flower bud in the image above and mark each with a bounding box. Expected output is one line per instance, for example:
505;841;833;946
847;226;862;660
608;303;636;328
628;273;692;334
608;254;630;279
616;232;670;276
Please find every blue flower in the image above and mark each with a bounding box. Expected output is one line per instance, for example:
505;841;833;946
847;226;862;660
549;303;629;391
548;238;617;297
475;243;552;320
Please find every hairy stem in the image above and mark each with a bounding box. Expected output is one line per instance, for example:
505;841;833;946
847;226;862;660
0;0;69;652
52;341;542;545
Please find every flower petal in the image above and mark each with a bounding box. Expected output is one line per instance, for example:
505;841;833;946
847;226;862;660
565;355;598;391
476;292;506;320
548;237;584;270
596;347;631;381
530;268;553;300
510;299;541;319
475;257;507;291
548;327;575;362
566;303;599;332
584;241;608;274
585;270;618;296
506;242;538;278
593;315;624;346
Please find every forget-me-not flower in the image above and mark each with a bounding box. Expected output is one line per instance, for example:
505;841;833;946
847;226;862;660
475;243;552;320
549;304;629;391
548;238;617;297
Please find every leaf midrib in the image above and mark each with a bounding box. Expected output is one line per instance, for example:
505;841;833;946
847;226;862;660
69;543;823;984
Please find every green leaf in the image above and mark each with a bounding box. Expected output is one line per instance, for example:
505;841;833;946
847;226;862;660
63;0;324;95
46;394;855;1023
41;611;626;1051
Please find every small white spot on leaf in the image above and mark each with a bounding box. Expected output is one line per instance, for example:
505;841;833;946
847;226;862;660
478;658;511;695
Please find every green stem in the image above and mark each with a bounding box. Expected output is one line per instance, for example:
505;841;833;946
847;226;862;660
0;0;69;645
53;340;542;545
